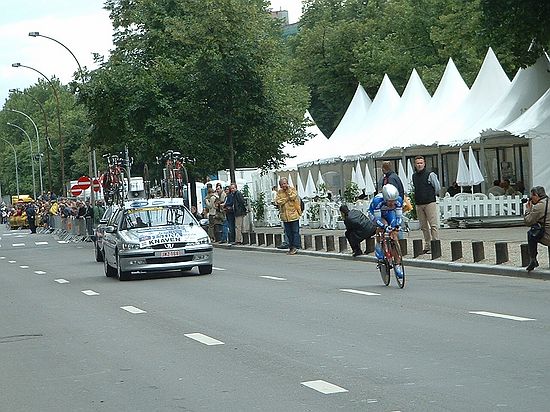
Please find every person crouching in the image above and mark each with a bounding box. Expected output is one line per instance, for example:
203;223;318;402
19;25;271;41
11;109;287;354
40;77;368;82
339;204;376;257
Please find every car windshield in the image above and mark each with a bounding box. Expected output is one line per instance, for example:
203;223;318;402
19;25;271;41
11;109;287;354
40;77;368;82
122;206;196;230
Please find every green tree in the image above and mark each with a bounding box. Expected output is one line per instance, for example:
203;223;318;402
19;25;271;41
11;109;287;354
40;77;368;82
81;0;309;183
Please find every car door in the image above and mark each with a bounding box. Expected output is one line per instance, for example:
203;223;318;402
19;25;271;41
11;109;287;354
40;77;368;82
103;209;123;266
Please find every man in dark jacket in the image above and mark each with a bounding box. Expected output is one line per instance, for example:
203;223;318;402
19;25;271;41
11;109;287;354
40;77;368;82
26;202;37;233
231;183;247;245
378;161;405;199
340;204;376;257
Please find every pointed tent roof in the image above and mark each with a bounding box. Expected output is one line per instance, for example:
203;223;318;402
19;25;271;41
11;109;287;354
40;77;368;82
328;84;372;145
415;58;469;146
390;69;432;148
349;74;401;155
436;47;511;145
468;56;550;138
281;111;330;169
503;86;550;139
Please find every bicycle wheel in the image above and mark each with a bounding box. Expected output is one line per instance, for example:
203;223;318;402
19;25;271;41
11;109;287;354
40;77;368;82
378;259;391;286
392;240;406;289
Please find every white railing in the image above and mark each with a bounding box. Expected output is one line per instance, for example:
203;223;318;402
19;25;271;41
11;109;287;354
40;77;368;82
438;193;526;220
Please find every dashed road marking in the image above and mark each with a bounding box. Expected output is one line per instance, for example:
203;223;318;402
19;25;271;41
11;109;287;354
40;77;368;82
34;271;47;275
19;265;29;269
0;256;5;259
121;305;147;314
8;260;16;264
340;289;380;296
213;267;226;271
81;290;100;296
469;311;535;321
184;333;224;346
301;380;348;394
57;241;70;244
35;241;49;245
12;243;25;247
54;279;70;284
260;275;287;281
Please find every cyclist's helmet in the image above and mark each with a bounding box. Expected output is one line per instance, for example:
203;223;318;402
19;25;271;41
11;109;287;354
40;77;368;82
382;184;399;201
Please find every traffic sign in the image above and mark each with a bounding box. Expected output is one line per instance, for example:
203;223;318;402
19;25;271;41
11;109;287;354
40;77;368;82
77;175;91;190
70;185;83;197
92;178;101;192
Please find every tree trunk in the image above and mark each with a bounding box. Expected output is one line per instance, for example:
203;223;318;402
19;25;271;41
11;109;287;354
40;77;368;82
226;125;236;184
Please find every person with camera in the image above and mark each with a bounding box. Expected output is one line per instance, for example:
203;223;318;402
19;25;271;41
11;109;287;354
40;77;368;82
523;186;549;272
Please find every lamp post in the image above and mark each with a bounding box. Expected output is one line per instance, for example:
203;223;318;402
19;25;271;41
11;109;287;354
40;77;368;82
7;109;43;195
9;88;53;192
11;63;65;196
0;136;20;196
7;122;37;200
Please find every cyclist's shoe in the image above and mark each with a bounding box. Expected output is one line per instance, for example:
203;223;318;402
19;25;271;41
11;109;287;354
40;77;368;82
375;244;384;260
394;264;403;279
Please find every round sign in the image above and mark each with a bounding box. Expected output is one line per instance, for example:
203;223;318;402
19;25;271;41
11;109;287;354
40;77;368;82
92;178;101;192
77;175;91;190
70;185;83;197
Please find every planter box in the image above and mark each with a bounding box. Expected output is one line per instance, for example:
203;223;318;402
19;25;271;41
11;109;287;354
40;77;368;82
337;221;346;230
309;221;320;229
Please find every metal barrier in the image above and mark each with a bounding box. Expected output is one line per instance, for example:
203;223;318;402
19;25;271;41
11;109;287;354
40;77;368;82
48;215;92;241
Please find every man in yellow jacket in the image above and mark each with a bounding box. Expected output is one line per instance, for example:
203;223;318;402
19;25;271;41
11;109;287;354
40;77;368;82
275;177;302;255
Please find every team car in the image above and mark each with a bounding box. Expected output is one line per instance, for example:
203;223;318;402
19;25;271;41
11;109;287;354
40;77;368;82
102;198;213;280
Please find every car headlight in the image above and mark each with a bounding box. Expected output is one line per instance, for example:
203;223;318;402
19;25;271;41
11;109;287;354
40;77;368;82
121;242;140;250
197;236;210;244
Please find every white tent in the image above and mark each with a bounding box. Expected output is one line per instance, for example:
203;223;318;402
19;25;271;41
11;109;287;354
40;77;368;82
316;170;325;188
468;146;484;187
398;160;409;194
353;160;366;191
296;173;306;198
304;170;317;198
364;163;376;195
456;148;470;190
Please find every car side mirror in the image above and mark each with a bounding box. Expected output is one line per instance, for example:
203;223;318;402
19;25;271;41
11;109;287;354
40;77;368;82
199;218;209;226
105;225;116;233
99;219;108;224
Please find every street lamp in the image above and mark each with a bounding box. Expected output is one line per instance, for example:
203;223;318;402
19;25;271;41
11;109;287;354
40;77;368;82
9;88;53;192
0;136;20;196
7;122;37;199
12;62;65;195
7;109;43;195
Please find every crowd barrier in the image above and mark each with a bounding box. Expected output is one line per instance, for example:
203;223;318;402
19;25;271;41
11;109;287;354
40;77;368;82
47;215;94;242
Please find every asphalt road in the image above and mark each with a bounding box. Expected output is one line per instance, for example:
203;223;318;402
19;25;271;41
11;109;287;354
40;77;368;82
1;226;549;411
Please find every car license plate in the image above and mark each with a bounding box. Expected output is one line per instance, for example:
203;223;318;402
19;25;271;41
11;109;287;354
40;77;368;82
160;250;183;258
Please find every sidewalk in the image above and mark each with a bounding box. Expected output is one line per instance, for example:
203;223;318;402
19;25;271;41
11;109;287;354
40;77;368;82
220;225;550;280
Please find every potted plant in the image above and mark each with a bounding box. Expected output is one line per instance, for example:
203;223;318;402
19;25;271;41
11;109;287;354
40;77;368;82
405;192;420;230
343;182;359;204
336;213;346;230
307;202;320;228
251;192;266;226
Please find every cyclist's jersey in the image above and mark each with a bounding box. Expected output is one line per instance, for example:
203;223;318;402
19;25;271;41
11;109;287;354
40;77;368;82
368;193;403;229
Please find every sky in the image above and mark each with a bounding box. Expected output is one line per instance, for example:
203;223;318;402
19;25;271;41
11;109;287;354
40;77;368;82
0;0;303;105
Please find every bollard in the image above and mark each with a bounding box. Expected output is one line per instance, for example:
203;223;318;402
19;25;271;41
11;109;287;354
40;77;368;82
398;239;408;256
365;237;375;254
450;241;463;261
314;235;323;251
472;241;485;263
274;233;282;247
249;232;257;245
495;242;509;264
520;243;530;267
257;233;265;246
338;236;348;253
413;239;423;258
430;240;442;260
242;232;250;245
304;234;313;250
266;233;274;247
326;235;335;252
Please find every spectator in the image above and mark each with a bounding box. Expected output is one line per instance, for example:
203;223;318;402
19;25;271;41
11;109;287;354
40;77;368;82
378;161;404;199
523;186;549;272
446;181;460;197
220;186;231;243
205;187;219;241
516;181;526;195
340;204;376;257
487;180;505;196
502;179;518;196
275;177;302;255
224;186;236;243
231;183;248;245
412;155;441;254
26;202;37;234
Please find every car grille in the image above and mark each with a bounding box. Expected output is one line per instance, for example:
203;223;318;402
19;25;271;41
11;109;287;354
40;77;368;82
150;243;188;249
146;256;194;264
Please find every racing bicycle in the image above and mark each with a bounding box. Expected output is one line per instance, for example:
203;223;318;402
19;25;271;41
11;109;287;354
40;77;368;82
376;228;406;288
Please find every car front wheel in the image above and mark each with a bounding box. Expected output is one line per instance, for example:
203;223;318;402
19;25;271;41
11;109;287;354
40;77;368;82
116;253;131;281
198;265;212;275
104;255;116;277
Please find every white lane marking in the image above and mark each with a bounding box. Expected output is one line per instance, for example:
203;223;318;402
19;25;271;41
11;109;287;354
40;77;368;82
54;279;70;284
57;241;70;244
8;260;16;264
340;289;380;296
12;243;25;247
301;380;348;394
15;235;26;238
34;271;47;275
260;275;287;281
0;256;5;259
469;311;536;322
35;241;49;245
81;290;100;296
184;333;224;346
213;267;226;271
121;305;147;314
19;265;29;269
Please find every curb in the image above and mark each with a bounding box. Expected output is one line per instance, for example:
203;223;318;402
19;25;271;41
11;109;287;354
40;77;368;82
216;244;550;280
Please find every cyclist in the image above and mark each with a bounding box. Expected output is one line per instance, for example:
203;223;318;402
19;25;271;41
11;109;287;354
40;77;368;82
368;184;404;278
